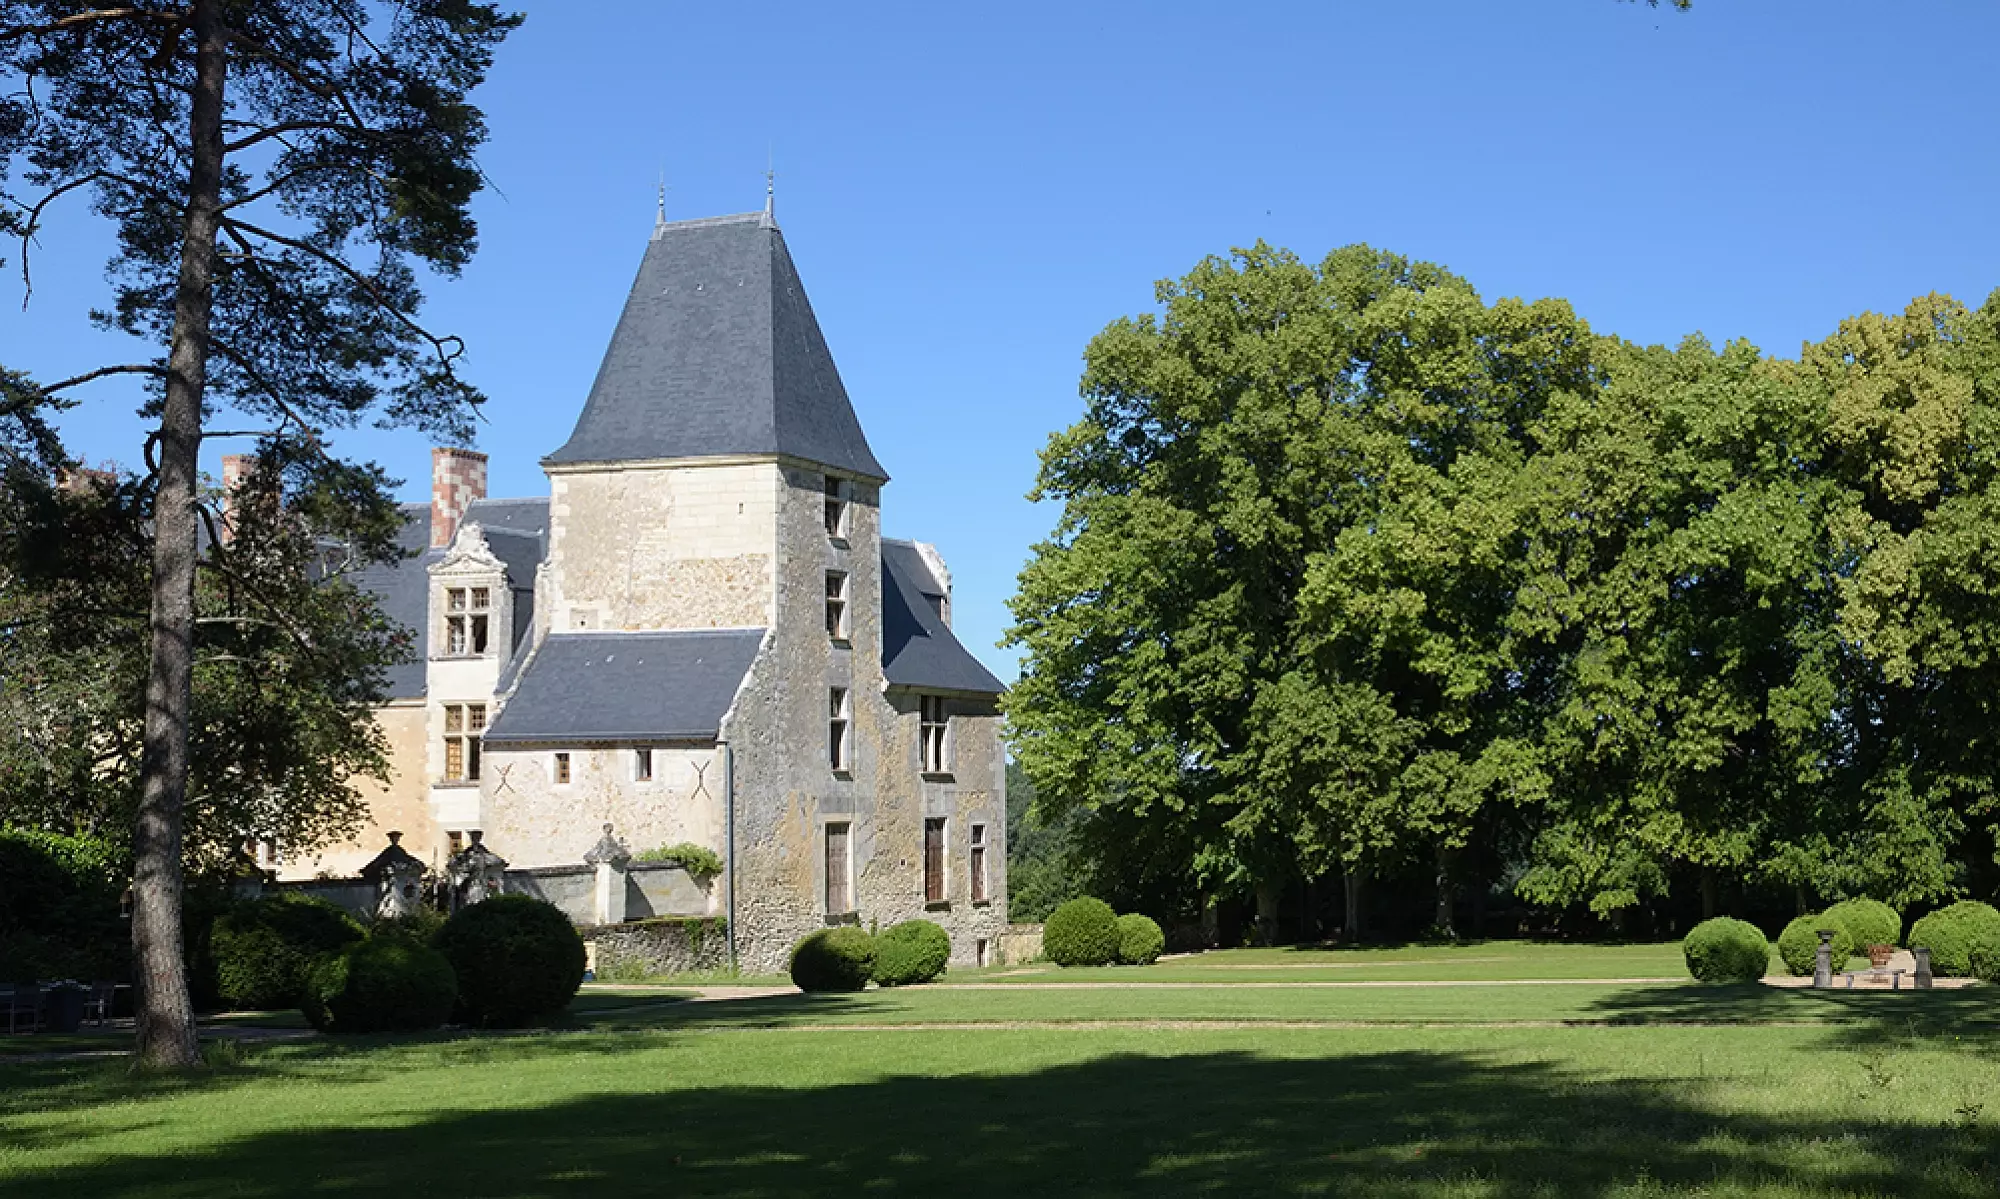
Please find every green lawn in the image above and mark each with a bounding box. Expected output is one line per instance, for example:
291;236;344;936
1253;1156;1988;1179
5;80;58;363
4;943;1997;1197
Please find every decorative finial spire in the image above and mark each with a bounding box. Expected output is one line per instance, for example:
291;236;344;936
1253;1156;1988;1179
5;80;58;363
657;170;666;226
765;147;775;223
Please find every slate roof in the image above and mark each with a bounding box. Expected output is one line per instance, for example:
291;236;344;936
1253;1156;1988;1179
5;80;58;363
881;540;1005;696
482;630;766;744
347;504;439;701
545;213;887;481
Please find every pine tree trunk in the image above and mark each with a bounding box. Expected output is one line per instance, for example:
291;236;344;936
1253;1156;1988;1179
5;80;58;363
133;0;227;1071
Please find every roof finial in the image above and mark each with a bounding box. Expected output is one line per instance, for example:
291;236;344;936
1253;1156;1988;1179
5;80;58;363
656;169;668;227
764;146;775;223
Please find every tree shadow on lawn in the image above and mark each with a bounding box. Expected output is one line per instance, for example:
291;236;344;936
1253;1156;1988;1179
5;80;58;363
6;1044;2000;1197
1584;984;2000;1037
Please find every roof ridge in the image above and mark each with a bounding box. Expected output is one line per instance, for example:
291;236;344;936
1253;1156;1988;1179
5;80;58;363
653;211;767;233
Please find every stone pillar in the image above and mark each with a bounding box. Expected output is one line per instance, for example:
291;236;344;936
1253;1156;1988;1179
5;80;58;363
430;447;488;549
360;831;428;920
1914;946;1933;989
585;824;632;926
1813;929;1834;989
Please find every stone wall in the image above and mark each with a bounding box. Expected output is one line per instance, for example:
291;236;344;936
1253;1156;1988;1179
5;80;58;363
543;461;779;632
587;917;730;978
998;924;1044;966
284;700;437;879
481;743;724;873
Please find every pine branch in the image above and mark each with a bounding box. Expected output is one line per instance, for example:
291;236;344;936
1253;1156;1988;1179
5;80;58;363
0;6;183;42
40;363;168;393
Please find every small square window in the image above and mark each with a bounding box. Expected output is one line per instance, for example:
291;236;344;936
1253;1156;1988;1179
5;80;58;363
634;747;654;782
447;830;465;857
553;752;571;786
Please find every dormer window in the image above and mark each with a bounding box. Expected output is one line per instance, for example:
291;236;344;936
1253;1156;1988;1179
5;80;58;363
824;476;848;540
446;586;491;655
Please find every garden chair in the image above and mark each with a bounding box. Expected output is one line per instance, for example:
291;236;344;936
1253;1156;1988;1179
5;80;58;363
4;983;43;1034
83;983;117;1027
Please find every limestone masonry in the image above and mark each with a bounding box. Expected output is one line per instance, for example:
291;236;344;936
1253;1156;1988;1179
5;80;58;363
291;208;1008;970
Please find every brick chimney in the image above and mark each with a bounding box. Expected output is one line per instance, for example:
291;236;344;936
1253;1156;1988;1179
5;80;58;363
431;447;488;549
218;453;256;543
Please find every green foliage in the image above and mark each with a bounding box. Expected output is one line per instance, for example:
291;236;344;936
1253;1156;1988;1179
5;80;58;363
1044;897;1121;967
1115;913;1166;965
1776;915;1856;977
0;827;128;983
302;936;456;1035
789;926;877;992
1004;761;1083;923
1007;234;2000;921
370;907;447;945
1822;898;1902;950
434;896;586;1027
1908;901;2000;978
1682;918;1769;983
211;894;364;1010
872;920;951;987
633;843;725;879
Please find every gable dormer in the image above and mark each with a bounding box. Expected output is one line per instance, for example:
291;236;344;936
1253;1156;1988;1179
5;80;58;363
428;522;511;661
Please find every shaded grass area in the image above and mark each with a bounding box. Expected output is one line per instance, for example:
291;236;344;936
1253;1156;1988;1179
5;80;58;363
566;978;1999;1033
5;1021;2000;1196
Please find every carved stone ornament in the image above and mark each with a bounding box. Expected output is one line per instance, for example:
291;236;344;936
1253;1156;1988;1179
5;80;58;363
584;823;632;869
447;829;510;906
360;831;429;919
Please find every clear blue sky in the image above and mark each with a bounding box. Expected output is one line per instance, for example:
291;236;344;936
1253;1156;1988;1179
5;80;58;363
9;2;1999;681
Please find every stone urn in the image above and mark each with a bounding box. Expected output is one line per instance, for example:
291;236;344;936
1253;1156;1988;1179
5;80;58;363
1867;943;1895;968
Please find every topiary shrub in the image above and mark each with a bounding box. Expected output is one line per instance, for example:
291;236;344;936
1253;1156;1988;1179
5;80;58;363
1822;898;1902;950
1682;917;1770;983
1043;897;1120;967
434;895;586;1027
790;926;877;992
301;936;457;1034
1910;901;2000;977
872;919;950;986
1776;914;1856;976
211;893;364;1010
1115;913;1165;966
370;905;447;945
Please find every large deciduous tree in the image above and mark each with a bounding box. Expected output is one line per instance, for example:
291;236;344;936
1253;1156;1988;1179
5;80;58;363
0;0;517;1068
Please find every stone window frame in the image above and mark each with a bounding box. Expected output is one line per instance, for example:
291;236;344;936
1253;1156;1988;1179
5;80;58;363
442;702;486;783
552;751;572;787
919;695;951;776
923;815;948;908
824;820;854;917
829;687;851;774
969;822;989;905
823;475;850;542
825;570;849;643
444;584;493;657
633;746;654;784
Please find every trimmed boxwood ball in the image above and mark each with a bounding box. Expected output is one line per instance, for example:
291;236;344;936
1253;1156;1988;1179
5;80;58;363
302;935;457;1034
434;895;586;1027
1776;914;1856;976
872;919;950;986
1910;901;2000;977
1683;917;1770;983
1043;897;1120;966
1115;913;1165;966
1822;898;1902;950
790;926;877;992
211;893;364;1010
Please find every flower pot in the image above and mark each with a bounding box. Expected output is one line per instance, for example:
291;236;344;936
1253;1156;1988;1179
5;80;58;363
1866;944;1894;968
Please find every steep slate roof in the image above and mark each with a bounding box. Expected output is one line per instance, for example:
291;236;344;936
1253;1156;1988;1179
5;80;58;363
545;213;887;481
348;504;439;701
482;630;765;744
881;540;1005;696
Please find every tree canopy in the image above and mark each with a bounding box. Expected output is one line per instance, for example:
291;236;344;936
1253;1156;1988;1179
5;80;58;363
1007;242;2000;936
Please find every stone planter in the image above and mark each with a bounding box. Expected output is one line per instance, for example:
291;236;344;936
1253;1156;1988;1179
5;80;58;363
1866;943;1895;967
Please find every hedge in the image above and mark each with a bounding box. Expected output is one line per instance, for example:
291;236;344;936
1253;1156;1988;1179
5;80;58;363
790;926;876;992
212;894;364;1010
1909;901;2000;978
434;895;586;1027
1115;913;1165;966
872;919;950;986
1044;897;1120;967
1822;898;1902;950
302;936;457;1034
1683;917;1769;983
1776;914;1855;977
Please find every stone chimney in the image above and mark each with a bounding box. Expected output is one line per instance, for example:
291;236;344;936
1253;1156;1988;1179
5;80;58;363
430;447;487;549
